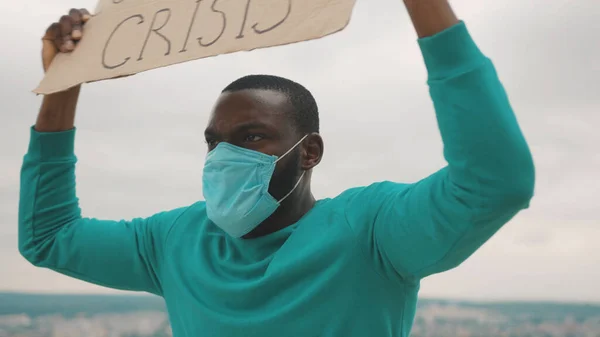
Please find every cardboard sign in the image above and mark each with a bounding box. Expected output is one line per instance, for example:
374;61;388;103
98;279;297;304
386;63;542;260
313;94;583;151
35;0;357;94
94;0;146;14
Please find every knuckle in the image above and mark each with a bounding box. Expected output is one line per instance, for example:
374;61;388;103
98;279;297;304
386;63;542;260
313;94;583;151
45;22;60;36
46;22;59;31
69;9;82;22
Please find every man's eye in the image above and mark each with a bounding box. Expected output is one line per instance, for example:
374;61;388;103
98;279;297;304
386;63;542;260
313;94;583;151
205;139;217;147
244;135;264;142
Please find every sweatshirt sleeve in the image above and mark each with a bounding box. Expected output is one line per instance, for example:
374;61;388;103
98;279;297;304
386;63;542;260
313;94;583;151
343;22;535;281
18;127;187;295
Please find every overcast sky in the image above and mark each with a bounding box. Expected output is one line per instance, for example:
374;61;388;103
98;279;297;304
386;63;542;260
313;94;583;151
1;0;598;303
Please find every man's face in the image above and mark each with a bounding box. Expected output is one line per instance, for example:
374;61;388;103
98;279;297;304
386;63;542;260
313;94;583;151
204;89;304;200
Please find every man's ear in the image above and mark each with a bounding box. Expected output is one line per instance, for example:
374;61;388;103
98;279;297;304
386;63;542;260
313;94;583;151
301;133;324;170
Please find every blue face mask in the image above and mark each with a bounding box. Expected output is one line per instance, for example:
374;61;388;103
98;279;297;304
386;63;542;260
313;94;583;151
202;135;308;238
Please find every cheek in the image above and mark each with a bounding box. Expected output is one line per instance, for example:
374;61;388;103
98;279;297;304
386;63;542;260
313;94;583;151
246;141;280;154
277;149;302;172
269;151;302;193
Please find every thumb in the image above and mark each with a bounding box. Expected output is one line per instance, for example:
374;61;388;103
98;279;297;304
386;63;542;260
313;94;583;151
41;38;58;73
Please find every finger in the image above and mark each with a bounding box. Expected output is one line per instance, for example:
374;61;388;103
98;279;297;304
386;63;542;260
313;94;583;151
61;36;75;52
58;15;74;52
69;9;83;40
42;25;60;72
43;22;63;52
59;15;73;37
43;22;61;42
80;9;91;23
42;40;57;72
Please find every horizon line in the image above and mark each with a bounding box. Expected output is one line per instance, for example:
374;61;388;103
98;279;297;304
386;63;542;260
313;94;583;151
1;291;599;307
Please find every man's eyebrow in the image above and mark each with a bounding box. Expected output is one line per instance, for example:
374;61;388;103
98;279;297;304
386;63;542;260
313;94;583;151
204;121;279;139
235;121;283;137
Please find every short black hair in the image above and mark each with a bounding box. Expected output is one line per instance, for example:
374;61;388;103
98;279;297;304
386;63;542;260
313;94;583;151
222;74;320;134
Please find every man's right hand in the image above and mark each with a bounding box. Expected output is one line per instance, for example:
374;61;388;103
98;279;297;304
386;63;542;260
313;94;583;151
41;8;90;72
35;8;90;132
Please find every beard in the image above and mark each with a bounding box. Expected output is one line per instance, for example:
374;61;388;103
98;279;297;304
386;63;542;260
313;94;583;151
268;147;302;201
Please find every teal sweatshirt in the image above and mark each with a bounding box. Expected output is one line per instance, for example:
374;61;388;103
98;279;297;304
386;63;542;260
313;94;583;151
19;22;535;337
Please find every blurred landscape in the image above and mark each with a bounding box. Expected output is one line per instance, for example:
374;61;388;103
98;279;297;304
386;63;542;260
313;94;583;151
1;292;599;337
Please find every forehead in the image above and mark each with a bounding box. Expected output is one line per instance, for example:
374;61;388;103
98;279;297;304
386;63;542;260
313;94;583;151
206;89;293;134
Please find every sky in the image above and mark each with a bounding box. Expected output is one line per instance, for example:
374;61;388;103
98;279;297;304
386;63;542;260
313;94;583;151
0;0;598;303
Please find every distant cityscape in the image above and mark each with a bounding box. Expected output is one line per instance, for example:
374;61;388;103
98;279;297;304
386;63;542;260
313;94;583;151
1;293;599;337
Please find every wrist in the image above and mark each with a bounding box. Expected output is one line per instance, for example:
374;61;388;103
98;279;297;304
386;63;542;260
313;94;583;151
403;0;459;38
35;85;81;132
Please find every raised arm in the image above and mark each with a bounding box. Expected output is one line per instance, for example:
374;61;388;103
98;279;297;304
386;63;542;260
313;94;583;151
344;0;535;280
18;9;185;295
19;127;187;295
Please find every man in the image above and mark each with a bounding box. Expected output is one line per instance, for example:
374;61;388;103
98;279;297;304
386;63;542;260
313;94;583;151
19;1;535;337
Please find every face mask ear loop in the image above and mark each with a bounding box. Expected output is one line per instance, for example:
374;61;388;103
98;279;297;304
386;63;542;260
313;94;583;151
274;134;309;164
278;171;306;203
